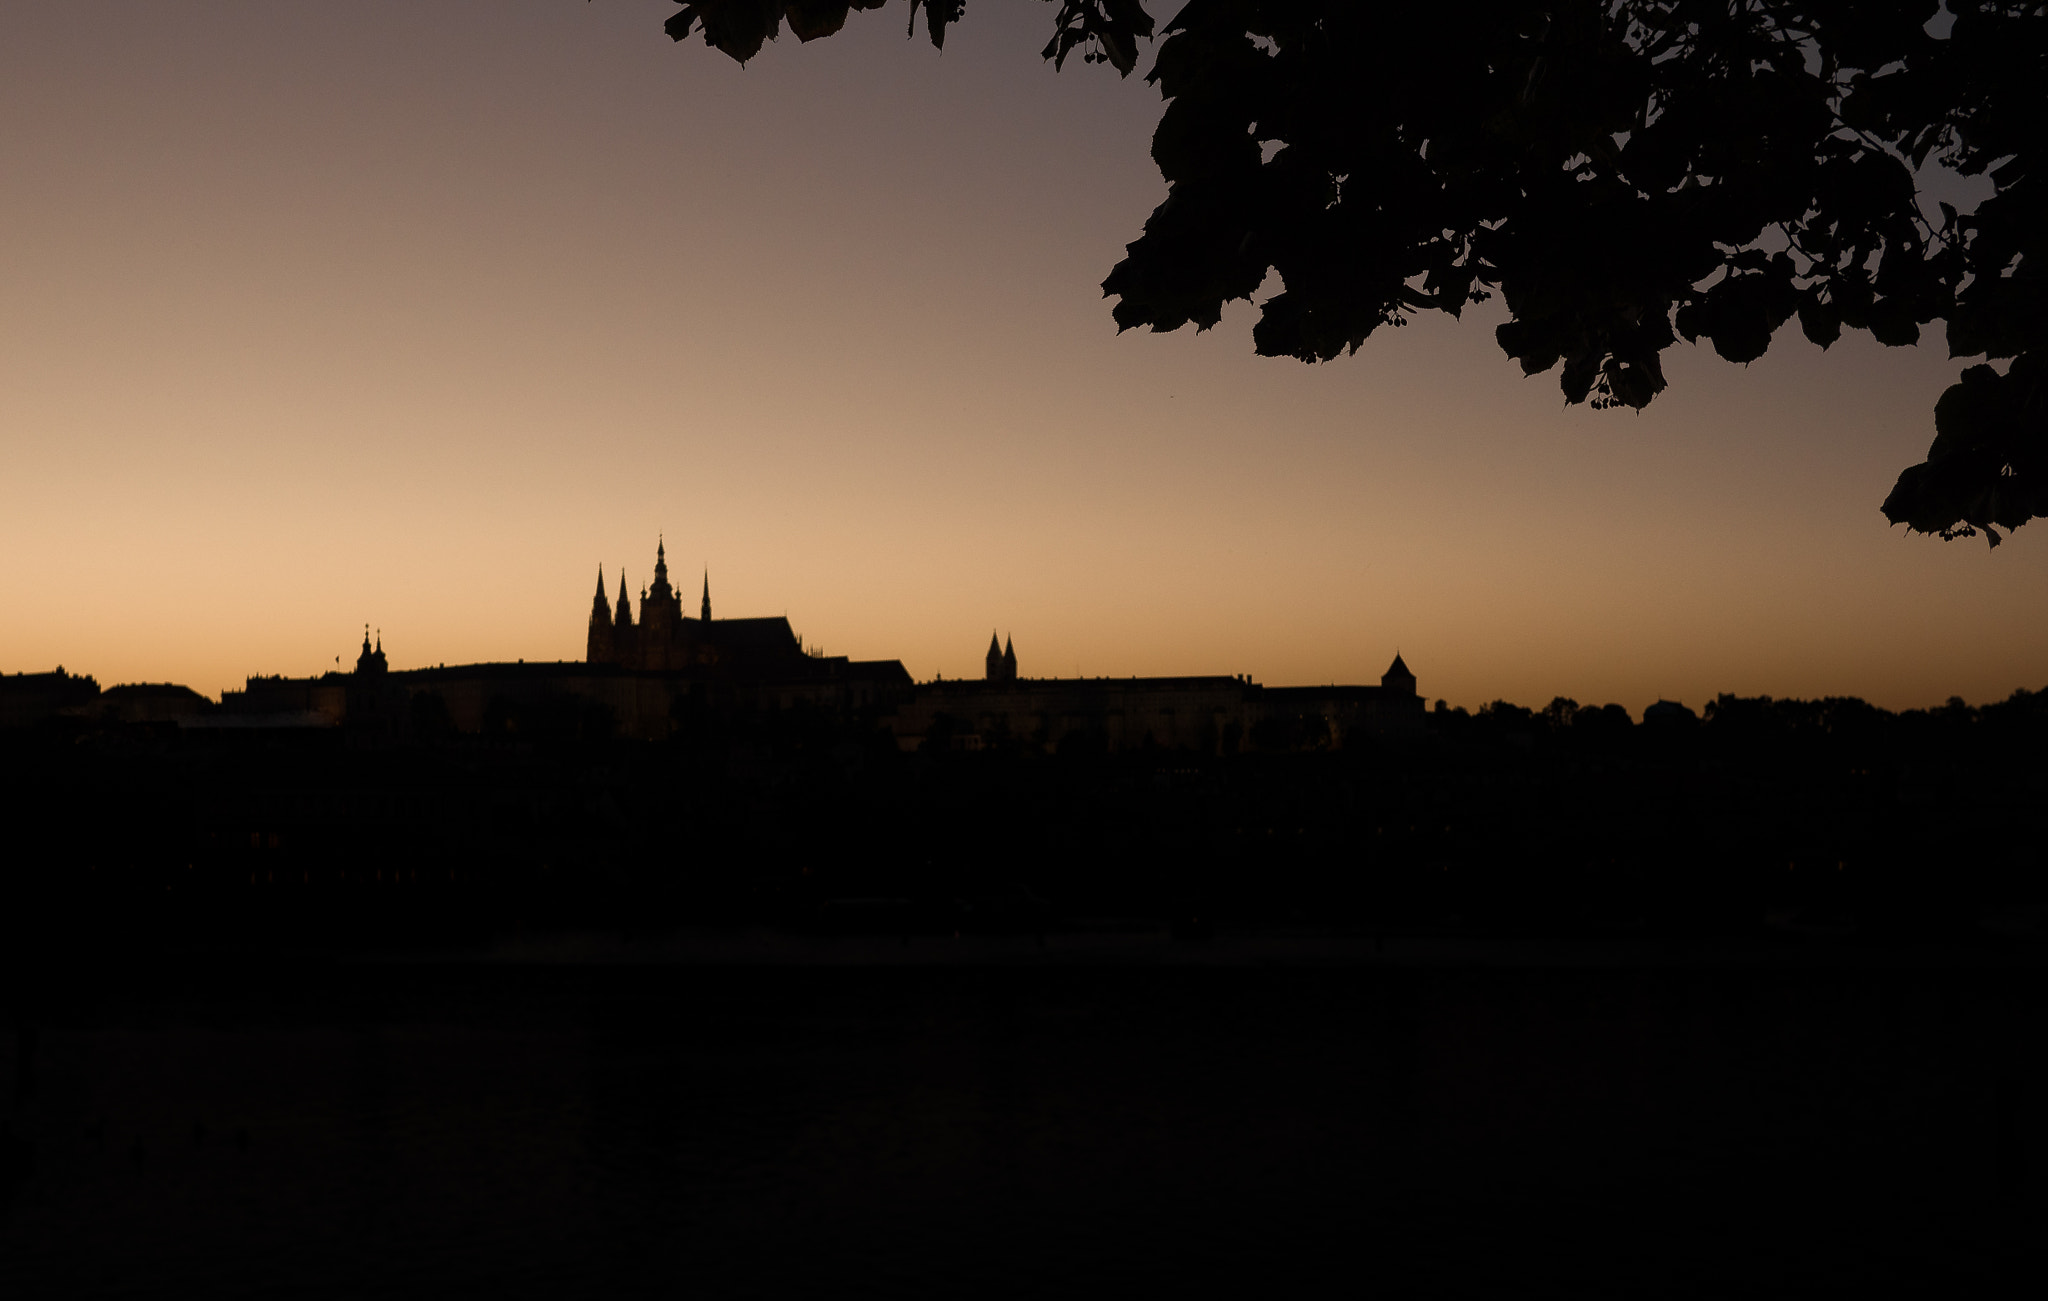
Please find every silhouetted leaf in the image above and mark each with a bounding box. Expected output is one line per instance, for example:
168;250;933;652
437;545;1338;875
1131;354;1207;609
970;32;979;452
1798;291;1842;350
909;0;963;50
666;1;782;64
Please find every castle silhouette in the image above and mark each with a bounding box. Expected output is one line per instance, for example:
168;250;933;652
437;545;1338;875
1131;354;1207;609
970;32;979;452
155;537;1426;749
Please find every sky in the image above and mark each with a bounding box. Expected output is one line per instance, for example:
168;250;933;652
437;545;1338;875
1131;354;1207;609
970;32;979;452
3;1;2043;713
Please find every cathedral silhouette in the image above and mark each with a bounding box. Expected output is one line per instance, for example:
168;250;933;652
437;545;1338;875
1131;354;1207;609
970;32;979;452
586;538;819;677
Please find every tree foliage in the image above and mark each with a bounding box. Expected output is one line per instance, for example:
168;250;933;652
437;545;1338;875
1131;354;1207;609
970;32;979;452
664;1;2046;544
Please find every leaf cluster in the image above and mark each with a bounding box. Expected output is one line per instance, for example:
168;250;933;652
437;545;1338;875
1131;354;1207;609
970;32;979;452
665;1;2047;543
663;1;1154;65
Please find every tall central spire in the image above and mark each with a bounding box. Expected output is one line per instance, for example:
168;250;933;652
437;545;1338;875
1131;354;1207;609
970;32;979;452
651;535;671;596
701;570;711;622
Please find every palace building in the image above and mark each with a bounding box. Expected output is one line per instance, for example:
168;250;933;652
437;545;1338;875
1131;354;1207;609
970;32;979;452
882;636;1423;754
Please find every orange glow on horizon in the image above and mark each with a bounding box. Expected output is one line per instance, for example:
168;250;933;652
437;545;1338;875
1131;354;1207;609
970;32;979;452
2;3;2044;716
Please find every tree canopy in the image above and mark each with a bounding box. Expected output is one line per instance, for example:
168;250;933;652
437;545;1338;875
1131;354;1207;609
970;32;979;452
664;1;2046;544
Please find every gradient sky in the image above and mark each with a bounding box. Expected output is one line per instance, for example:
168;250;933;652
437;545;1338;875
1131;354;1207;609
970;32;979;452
4;1;2044;712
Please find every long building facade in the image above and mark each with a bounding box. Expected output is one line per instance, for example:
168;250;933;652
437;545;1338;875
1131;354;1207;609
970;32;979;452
881;642;1423;753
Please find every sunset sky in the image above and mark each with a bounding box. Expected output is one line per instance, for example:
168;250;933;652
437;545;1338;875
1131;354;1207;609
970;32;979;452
4;1;2043;713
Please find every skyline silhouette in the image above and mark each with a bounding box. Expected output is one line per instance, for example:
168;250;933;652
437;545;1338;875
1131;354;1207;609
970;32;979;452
1;3;2044;712
5;528;2040;728
3;527;2041;722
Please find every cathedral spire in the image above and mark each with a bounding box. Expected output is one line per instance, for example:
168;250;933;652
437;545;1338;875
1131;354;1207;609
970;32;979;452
615;573;633;627
588;566;615;663
701;570;711;622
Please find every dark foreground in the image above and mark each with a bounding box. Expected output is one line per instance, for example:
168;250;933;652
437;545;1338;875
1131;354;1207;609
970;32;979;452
4;952;2041;1298
3;693;2043;1293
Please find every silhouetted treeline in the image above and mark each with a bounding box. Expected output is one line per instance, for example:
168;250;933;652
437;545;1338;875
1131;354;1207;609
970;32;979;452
1;687;2042;960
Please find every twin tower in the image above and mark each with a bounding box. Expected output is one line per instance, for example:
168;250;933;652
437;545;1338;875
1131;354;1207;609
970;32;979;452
984;633;1017;683
586;539;714;671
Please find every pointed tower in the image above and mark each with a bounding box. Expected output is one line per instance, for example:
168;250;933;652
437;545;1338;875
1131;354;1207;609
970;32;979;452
985;631;1004;682
1001;635;1017;683
650;536;672;599
701;571;711;623
609;573;638;668
633;537;687;667
1381;652;1416;696
587;565;615;664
